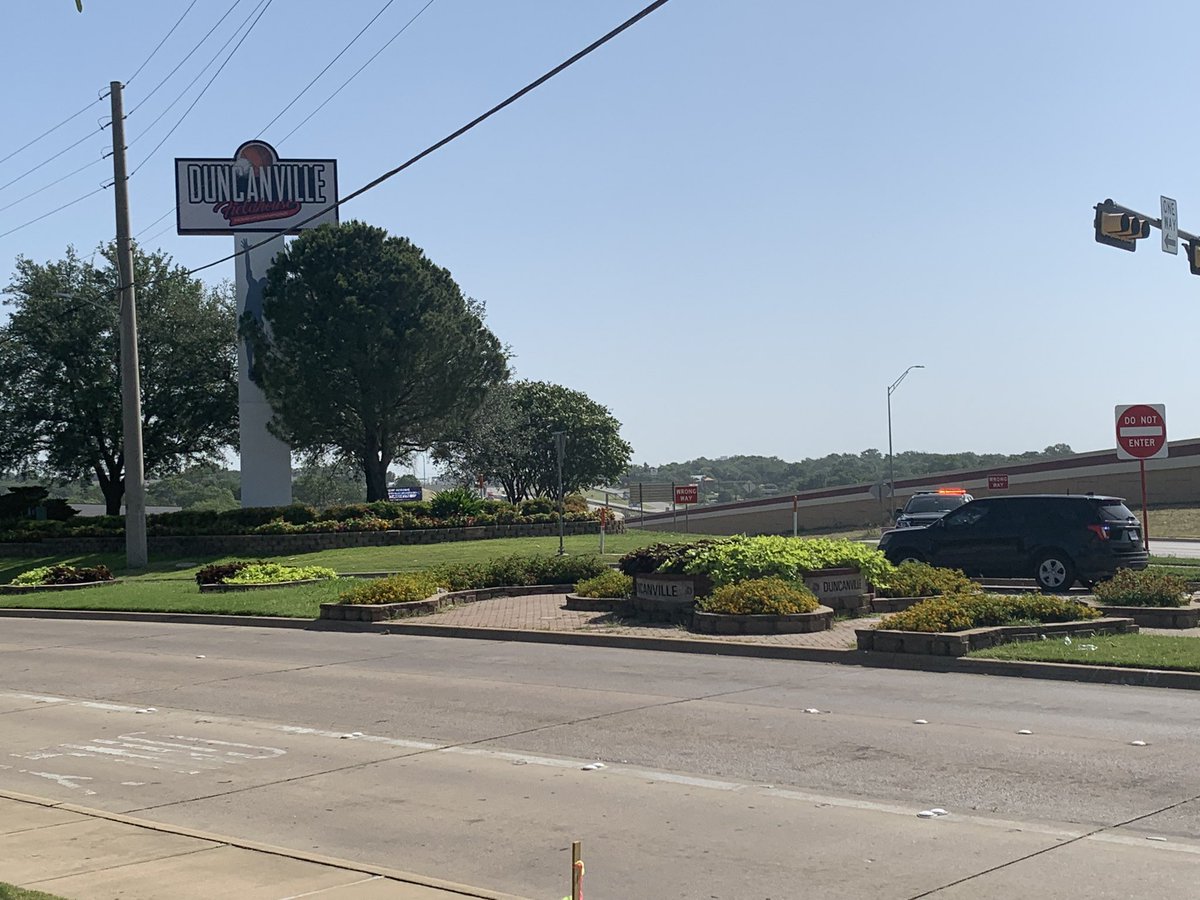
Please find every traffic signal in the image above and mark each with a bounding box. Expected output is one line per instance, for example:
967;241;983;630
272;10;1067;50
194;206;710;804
1187;239;1200;276
1094;199;1150;251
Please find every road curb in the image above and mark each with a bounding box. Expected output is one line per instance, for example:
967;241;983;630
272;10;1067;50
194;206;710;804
4;607;1200;691
0;789;528;900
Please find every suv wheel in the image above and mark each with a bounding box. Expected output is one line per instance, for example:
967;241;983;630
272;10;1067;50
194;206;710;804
1034;551;1076;593
889;549;925;566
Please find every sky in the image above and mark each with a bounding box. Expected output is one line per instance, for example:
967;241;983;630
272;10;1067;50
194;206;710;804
1;0;1198;470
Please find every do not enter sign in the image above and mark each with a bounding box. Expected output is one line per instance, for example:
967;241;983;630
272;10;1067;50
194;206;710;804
1115;404;1168;461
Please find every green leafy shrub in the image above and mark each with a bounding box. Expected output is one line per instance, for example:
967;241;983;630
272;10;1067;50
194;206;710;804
698;577;819;616
575;570;633;599
195;560;261;585
681;536;893;588
434;554;609;591
222;563;338;584
339;572;446;605
878;593;1101;633
430;486;485;518
11;564;114;586
1093;568;1190;608
874;562;980;599
617;540;725;576
518;497;556;516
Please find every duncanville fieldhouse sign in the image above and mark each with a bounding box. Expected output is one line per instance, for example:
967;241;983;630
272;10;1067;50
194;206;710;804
174;140;338;234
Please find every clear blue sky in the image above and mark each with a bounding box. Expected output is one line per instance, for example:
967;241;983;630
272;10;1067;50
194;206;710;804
2;1;1197;469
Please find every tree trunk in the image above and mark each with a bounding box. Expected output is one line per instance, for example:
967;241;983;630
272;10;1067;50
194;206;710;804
99;474;124;516
363;457;389;501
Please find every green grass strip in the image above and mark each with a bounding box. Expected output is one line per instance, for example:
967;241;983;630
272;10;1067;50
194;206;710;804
969;633;1200;672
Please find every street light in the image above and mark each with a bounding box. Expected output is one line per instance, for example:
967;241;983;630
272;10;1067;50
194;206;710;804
887;365;924;523
553;431;566;555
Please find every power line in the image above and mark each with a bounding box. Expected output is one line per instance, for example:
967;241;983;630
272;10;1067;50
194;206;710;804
0;124;109;195
0;185;109;241
130;0;276;179
184;0;672;278
134;205;177;240
275;0;438;147
127;0;200;85
259;0;398;139
0;156;106;215
0;94;105;167
129;0;265;146
128;0;245;117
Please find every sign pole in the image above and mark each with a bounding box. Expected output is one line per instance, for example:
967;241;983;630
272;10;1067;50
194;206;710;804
792;495;798;537
599;506;606;555
1140;459;1150;552
685;501;689;533
672;482;677;530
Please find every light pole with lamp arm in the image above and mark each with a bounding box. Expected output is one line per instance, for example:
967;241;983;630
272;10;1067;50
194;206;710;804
887;365;924;524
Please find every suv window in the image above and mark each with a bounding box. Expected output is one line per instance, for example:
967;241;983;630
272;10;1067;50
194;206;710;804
943;501;1009;531
905;495;968;514
1009;498;1086;529
1096;501;1137;522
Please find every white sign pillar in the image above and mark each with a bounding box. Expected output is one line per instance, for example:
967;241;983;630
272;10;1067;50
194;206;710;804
236;234;293;507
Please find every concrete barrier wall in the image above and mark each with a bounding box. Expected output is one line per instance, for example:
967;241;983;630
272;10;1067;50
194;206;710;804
635;439;1200;536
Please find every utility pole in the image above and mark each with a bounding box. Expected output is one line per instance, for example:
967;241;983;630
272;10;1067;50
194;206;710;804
886;364;924;525
109;81;148;568
553;431;566;555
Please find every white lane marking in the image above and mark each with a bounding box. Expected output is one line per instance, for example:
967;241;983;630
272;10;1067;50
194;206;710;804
2;689;1197;854
21;771;96;795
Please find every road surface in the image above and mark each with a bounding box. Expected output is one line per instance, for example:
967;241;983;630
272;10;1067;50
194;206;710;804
3;619;1200;898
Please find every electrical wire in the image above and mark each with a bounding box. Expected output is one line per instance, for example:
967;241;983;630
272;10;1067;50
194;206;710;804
126;0;200;85
0;124;108;195
128;0;245;116
134;205;177;240
258;0;397;139
0;185;109;241
275;0;438;147
0;95;105;167
0;156;106;215
130;0;276;179
129;0;265;146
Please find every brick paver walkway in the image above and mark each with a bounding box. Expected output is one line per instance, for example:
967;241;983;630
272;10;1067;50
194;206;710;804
411;594;871;650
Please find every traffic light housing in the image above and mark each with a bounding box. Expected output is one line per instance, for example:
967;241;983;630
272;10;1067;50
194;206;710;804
1187;240;1200;276
1095;199;1150;251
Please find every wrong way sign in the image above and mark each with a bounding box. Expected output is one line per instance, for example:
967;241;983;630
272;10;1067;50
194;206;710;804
1115;404;1168;461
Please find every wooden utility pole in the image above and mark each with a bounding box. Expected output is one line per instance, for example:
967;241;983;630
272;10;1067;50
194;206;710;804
109;80;147;568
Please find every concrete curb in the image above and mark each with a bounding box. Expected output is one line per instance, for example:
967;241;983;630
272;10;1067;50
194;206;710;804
4;607;1200;691
0;788;528;900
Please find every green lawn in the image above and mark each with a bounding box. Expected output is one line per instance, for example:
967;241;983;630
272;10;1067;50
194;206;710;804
0;884;68;900
969;633;1200;672
0;531;721;617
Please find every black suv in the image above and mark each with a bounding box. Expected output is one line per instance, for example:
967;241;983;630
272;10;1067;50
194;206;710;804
878;495;1148;591
895;490;973;528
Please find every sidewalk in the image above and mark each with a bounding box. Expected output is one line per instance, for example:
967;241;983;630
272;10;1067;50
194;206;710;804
407;593;871;650
0;792;527;900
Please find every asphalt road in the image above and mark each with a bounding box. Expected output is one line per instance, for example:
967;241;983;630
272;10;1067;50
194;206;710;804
3;620;1200;898
1151;539;1200;559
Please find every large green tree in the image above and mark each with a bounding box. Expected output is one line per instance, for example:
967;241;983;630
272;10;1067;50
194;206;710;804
0;245;238;514
242;222;509;501
434;380;632;503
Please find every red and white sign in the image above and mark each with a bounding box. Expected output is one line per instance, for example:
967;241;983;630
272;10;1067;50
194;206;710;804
674;484;698;505
1115;404;1168;461
987;474;1009;490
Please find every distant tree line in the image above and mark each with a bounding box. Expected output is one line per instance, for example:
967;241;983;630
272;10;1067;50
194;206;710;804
625;445;1075;502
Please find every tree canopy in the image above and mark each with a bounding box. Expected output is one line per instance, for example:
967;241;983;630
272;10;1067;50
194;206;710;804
0;245;238;514
242;222;509;501
434;380;632;503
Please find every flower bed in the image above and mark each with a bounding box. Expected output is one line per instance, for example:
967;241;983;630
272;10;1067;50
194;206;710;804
1087;569;1198;627
195;561;337;592
689;577;833;634
1;564;118;593
857;617;1137;657
692;607;834;635
321;584;571;622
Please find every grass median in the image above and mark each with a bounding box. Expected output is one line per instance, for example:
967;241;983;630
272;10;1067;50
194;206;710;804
0;884;68;900
0;531;719;618
969;633;1200;672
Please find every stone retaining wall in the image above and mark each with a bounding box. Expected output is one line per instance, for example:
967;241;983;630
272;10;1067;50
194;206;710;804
856;617;1137;657
320;584;572;623
0;520;605;557
1093;603;1200;629
692;606;834;635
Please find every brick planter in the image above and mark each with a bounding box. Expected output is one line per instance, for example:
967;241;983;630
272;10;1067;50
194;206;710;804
856;617;1137;657
803;567;872;614
870;595;936;614
563;593;630;613
319;584;571;623
1091;602;1200;629
630;574;709;624
691;606;834;635
199;578;327;594
0;579;119;595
